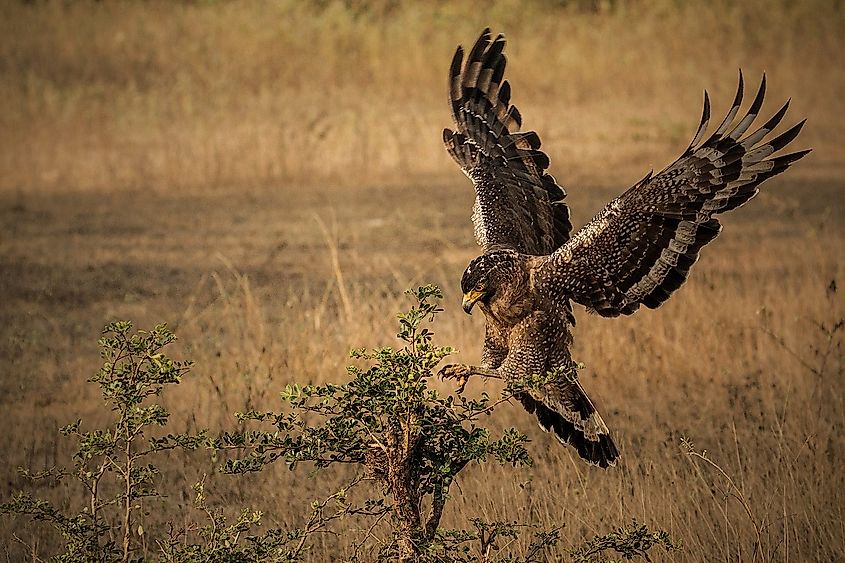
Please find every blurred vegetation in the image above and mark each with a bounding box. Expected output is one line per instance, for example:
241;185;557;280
0;0;840;191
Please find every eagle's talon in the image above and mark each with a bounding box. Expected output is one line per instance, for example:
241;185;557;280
438;364;472;393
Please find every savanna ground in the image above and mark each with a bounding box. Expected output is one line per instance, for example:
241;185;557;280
1;1;844;560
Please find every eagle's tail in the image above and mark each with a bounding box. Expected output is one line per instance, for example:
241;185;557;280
518;380;619;468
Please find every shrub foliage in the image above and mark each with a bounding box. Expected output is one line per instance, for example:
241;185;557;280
2;286;675;562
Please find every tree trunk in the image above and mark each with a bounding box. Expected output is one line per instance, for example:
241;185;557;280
385;419;422;561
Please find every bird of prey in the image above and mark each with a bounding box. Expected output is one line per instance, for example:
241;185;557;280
438;28;809;468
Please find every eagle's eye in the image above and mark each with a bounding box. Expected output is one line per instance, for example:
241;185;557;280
474;282;485;292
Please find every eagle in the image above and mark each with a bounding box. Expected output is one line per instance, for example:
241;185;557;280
438;28;809;468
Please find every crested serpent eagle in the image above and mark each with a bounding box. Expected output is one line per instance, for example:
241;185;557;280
438;29;809;468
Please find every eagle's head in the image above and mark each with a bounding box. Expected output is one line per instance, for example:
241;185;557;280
460;249;522;314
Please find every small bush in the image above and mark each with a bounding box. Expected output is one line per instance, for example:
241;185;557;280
1;322;206;562
2;287;676;562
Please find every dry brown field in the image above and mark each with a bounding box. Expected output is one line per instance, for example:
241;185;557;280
1;1;844;561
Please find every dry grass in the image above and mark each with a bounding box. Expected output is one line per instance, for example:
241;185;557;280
1;0;844;192
1;1;844;561
2;180;843;560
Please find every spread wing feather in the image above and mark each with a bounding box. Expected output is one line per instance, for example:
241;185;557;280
540;72;810;317
444;28;572;255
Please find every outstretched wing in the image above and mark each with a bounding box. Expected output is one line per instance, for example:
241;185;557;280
444;28;572;255
539;73;810;317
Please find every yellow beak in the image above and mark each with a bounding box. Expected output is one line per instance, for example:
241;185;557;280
462;289;485;314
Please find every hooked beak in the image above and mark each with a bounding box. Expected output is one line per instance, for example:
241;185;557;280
462;289;485;315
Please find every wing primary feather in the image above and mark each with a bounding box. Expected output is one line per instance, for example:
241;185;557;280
740;98;790;149
727;73;766;140
465;28;491;69
462;32;489;91
490;55;506;91
710;70;745;139
763;119;807;153
483;34;506;67
449;47;464;121
685;90;711;152
475;35;506;96
498;79;512;107
506;105;522;132
767;149;812;173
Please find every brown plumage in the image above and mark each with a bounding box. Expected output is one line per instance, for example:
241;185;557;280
439;28;809;469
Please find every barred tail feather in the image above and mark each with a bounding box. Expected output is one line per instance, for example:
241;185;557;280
518;385;619;468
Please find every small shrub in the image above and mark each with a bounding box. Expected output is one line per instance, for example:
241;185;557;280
1;322;206;562
217;285;551;561
569;521;677;563
2;288;676;562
